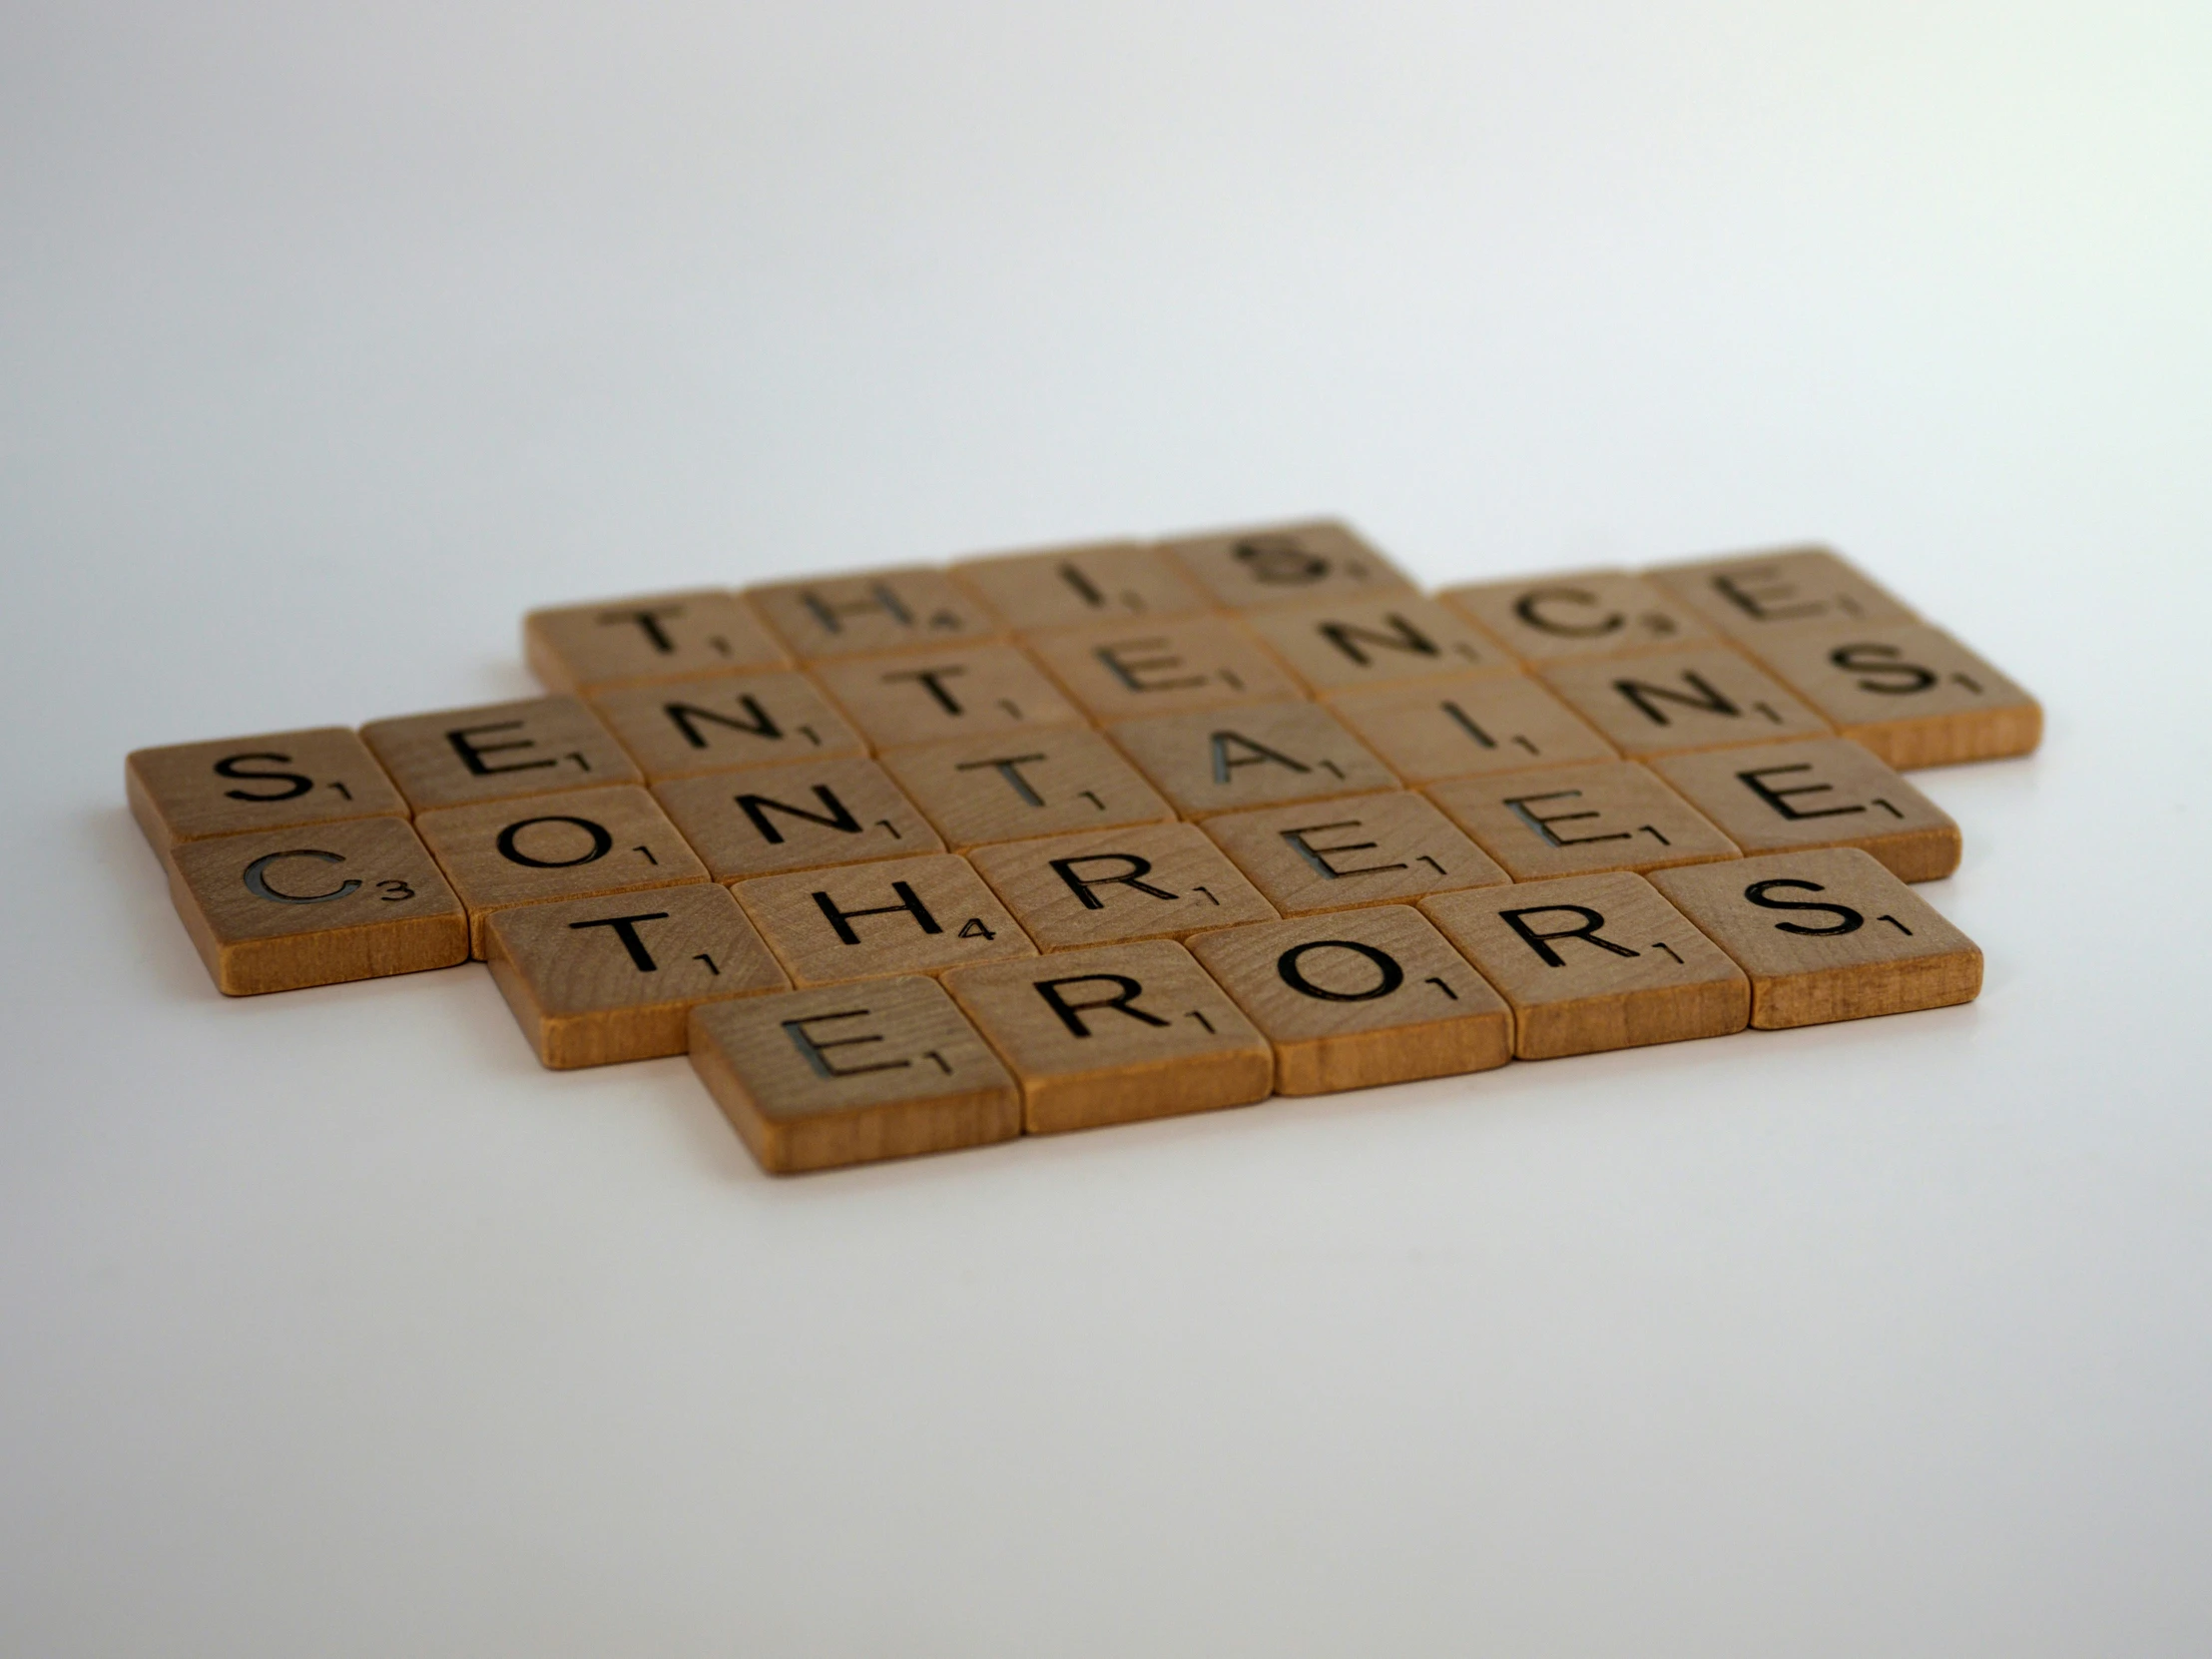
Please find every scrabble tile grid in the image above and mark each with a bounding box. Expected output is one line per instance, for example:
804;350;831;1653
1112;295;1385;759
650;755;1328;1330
127;527;2039;1175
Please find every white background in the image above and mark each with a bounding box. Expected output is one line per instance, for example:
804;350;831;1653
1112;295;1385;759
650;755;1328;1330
5;4;2210;1653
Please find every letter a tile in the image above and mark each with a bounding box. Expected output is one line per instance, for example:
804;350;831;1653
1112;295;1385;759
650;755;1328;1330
1186;906;1511;1095
690;976;1020;1174
943;940;1273;1134
1108;701;1399;818
1649;847;1981;1029
164;818;469;995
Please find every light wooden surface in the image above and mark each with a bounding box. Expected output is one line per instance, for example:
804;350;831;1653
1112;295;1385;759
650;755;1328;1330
1647;738;1961;880
731;851;1036;986
483;883;791;1069
943;939;1273;1134
746;568;1001;661
1241;595;1518;696
1106;700;1399;818
651;758;944;880
966;822;1279;950
1425;760;1742;880
811;642;1086;750
587;671;868;781
165;817;469;995
949;540;1211;634
1645;545;1917;637
1437;570;1717;663
1328;672;1621;784
1538;645;1833;758
1649;846;1982;1029
1157;519;1417;611
688;975;1020;1174
880;727;1176;849
1026;614;1304;720
1419;871;1749;1059
1200;791;1510;914
523;589;789;694
360;696;641;812
411;785;710;956
1185;905;1511;1095
1732;620;2042;770
127;726;409;854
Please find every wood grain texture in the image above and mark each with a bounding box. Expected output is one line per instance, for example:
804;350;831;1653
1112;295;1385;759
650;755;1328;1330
746;568;1001;662
1437;570;1716;663
1185;905;1512;1095
523;589;788;693
483;883;791;1069
1648;847;1982;1029
1329;673;1620;784
128;726;408;855
811;643;1086;750
1425;761;1743;880
965;822;1278;950
1026;614;1305;721
730;852;1036;986
587;671;868;781
1732;621;2042;770
1538;647;1833;758
411;785;710;956
651;758;943;880
1241;596;1518;697
165;817;469;995
689;975;1020;1174
1106;700;1399;818
1419;872;1749;1059
1645;545;1916;638
942;940;1273;1134
1647;738;1961;880
360;697;640;812
949;540;1212;634
1157;519;1417;611
1200;791;1510;915
880;727;1176;849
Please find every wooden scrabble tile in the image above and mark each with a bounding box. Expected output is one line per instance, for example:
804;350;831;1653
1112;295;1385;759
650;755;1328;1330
523;589;788;694
1731;621;2042;770
1425;761;1742;880
1185;906;1511;1095
1329;673;1619;784
1538;646;1832;758
1106;701;1399;819
1026;614;1305;721
1419;873;1749;1059
483;883;791;1068
966;823;1278;950
1649;847;1981;1029
880;728;1175;850
942;940;1273;1134
1646;738;1960;880
128;727;408;855
651;758;944;881
1437;570;1717;663
164;817;469;995
1200;791;1510;915
1241;596;1519;697
587;671;869;781
811;643;1086;750
1157;519;1417;611
1645;545;1916;638
412;785;710;956
690;976;1020;1174
360;697;640;813
731;852;1035;986
949;539;1212;634
747;568;1000;661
